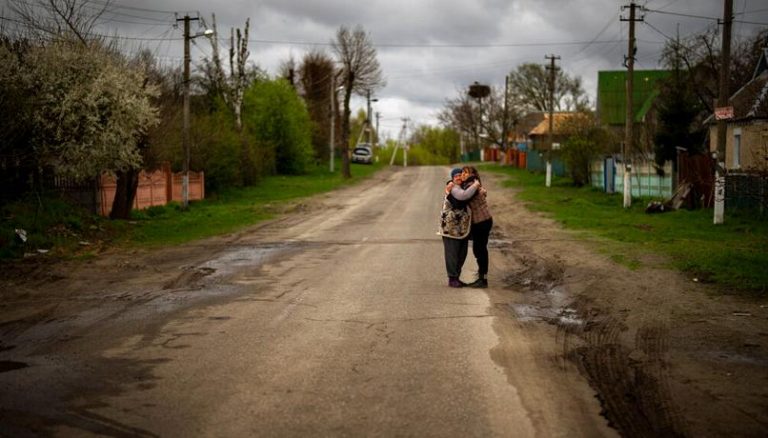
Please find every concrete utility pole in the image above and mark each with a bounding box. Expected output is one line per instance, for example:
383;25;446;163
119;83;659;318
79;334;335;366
621;2;643;208
402;118;410;167
375;111;380;148
178;14;199;210
389;118;410;166
545;54;560;188
365;90;378;144
714;0;734;224
329;76;336;173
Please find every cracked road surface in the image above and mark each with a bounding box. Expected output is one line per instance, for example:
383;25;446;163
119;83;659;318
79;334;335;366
0;167;615;437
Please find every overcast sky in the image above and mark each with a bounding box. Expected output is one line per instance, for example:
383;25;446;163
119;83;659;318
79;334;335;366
3;0;768;139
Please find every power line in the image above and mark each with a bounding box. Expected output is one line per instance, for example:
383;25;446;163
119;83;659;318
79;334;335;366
85;0;184;15
238;37;627;49
10;0;175;24
734;20;768;25
644;20;674;41
736;7;768;15
0;16;183;40
645;8;718;21
574;13;617;56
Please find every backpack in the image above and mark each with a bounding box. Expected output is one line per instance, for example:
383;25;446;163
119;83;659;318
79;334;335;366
437;197;472;239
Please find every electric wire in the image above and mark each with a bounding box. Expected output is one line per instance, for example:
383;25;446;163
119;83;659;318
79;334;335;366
736;7;768;15
239;37;628;49
644;20;675;42
644;8;719;21
84;0;185;15
10;0;175;24
573;13;617;57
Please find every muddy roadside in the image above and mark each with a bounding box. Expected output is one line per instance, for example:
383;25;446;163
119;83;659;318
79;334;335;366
483;171;768;437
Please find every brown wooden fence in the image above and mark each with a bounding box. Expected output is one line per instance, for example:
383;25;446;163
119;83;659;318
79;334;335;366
99;166;204;216
503;149;527;169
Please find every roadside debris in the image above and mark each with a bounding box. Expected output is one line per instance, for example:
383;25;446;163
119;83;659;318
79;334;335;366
14;228;27;243
645;201;671;213
645;182;694;214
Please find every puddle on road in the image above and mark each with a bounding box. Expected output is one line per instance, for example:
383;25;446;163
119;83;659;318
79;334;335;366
0;360;29;373
147;242;310;313
504;303;584;327
200;242;302;277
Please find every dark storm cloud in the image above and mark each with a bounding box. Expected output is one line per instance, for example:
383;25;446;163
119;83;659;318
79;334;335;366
6;0;765;135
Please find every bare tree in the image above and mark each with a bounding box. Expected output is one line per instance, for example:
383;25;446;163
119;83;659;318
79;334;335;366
439;88;482;151
661;28;768;116
331;25;384;178
439;86;520;151
207;14;250;132
507;63;588;113
9;0;108;45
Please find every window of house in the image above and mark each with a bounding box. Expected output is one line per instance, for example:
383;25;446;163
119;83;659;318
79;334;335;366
733;129;741;169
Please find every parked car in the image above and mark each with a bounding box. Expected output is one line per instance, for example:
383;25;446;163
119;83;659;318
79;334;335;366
351;144;374;164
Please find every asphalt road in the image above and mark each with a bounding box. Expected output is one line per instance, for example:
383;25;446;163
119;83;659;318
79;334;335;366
1;166;615;437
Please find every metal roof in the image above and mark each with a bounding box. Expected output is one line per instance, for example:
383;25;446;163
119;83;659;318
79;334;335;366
597;70;670;126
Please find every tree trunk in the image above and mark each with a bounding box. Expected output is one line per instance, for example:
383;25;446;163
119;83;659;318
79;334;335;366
110;168;139;219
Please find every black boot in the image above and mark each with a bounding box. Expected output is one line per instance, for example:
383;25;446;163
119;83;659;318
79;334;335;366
467;275;488;288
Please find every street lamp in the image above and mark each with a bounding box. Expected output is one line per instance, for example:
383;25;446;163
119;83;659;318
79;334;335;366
178;15;213;210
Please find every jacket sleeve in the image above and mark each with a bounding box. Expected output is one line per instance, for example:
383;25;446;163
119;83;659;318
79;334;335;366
450;181;479;201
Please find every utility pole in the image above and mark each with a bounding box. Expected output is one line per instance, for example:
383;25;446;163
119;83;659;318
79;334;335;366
621;1;643;208
502;74;509;153
375;111;380;149
365;90;378;144
329;75;336;173
402;118;410;167
714;0;733;224
545;54;560;188
389;117;410;166
178;14;199;210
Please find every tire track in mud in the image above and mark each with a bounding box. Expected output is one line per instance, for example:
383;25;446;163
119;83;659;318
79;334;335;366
493;226;688;438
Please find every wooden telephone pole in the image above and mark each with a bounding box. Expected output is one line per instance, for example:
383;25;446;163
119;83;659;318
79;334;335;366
545;54;560;188
714;0;733;224
621;1;642;208
177;14;199;210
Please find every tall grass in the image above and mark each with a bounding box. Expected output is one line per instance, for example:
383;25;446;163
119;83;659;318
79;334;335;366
0;162;383;257
484;165;768;293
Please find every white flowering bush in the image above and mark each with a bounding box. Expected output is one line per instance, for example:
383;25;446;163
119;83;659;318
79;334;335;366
2;41;158;181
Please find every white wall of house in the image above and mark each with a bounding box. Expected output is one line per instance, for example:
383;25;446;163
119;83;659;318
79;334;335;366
709;121;768;171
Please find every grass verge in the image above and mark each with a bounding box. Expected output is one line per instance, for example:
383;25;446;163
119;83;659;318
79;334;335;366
483;165;768;294
1;162;383;258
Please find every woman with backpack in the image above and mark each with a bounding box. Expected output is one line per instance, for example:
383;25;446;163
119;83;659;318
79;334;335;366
438;168;480;288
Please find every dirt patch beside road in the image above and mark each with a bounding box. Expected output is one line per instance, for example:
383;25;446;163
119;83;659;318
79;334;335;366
484;171;768;437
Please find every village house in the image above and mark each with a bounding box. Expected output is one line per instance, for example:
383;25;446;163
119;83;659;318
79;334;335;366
593;69;674;197
709;45;768;172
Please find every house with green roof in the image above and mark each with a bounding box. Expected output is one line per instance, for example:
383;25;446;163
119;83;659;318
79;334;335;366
593;70;673;197
597;70;670;129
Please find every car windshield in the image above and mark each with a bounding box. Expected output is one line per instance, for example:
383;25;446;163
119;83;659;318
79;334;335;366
354;148;370;155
